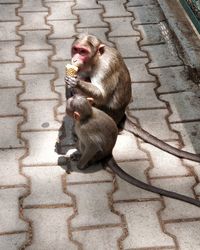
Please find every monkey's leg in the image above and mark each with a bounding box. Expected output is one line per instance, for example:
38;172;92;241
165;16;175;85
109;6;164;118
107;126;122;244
77;143;100;170
106;157;200;207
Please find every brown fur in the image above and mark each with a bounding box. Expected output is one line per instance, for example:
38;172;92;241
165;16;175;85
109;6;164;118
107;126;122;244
66;95;118;169
71;34;132;125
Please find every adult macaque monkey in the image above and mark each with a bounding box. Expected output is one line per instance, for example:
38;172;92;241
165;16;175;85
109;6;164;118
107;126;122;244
65;33;200;163
62;95;200;207
65;33;131;126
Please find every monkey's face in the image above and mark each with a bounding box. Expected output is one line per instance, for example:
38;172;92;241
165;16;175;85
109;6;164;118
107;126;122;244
71;44;93;71
71;34;105;73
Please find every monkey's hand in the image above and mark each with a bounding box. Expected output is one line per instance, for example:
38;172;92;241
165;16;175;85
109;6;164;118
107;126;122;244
66;148;81;161
65;75;79;88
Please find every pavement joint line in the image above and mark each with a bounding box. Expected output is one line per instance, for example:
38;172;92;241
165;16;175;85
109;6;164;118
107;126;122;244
71;223;122;232
44;1;83;248
13;4;33;248
164;217;200;224
130;12;188;152
0;0;200;248
122;3;185;236
114;198;162;203
97;2;134;247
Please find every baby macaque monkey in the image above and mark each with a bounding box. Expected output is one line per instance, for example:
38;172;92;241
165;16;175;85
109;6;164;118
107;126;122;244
63;95;200;207
66;95;118;169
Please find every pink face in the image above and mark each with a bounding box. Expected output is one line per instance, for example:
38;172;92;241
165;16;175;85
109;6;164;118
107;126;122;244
71;45;91;68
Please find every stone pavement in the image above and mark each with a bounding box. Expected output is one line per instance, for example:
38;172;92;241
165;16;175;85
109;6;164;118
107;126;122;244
0;0;200;249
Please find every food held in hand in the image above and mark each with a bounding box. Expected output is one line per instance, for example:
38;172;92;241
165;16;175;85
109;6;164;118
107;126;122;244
65;64;78;77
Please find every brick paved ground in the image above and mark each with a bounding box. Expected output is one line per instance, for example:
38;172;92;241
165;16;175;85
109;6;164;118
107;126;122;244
0;0;200;249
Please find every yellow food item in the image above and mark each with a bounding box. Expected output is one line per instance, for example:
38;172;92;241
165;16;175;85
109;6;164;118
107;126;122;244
65;64;78;77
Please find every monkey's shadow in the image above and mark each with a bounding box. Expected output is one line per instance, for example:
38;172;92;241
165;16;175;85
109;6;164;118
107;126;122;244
56;115;104;174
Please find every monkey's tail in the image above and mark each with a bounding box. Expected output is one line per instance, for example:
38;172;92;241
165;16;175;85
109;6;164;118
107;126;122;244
125;118;200;163
106;157;200;207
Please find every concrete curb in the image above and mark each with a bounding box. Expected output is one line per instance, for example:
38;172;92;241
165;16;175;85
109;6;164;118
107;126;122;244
158;0;200;79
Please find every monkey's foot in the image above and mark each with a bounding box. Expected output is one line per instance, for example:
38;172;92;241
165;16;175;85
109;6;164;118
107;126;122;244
66;148;81;161
57;156;71;174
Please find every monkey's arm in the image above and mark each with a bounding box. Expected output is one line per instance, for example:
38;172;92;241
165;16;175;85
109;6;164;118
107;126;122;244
65;75;116;105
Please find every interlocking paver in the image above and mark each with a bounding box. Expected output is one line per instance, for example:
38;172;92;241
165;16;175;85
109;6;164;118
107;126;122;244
0;117;24;148
0;149;26;186
19;74;57;100
0;21;21;41
166;222;200;250
115;201;175;249
19;12;49;31
50;38;74;61
152;177;200;220
0;4;20;21
51;61;69;86
105;17;138;37
125;58;155;82
24;208;76;250
99;0;132;17
23;166;71;206
19;51;54;74
0;188;27;232
0;234;26;250
19;30;52;50
143;44;183;68
113;161;158;200
74;9;107;28
110;36;146;57
130;82;166;109
0;41;22;62
113;130;147;161
19;0;47;12
0;0;200;249
21;131;58;166
48;20;77;39
129;109;179;140
138;23;165;45
0;63;22;87
20;100;60;131
160;92;200;122
0;88;23;116
72;228;123;250
68;183;121;228
128;5;164;24
151;66;194;93
172;122;200;153
142;142;189;177
47;2;76;20
74;0;101;10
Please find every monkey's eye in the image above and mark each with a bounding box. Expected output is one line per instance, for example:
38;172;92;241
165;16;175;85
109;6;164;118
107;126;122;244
72;47;78;54
79;49;88;56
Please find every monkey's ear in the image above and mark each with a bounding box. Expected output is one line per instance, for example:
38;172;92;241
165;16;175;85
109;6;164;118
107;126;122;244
73;111;80;121
98;44;105;55
87;97;94;105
